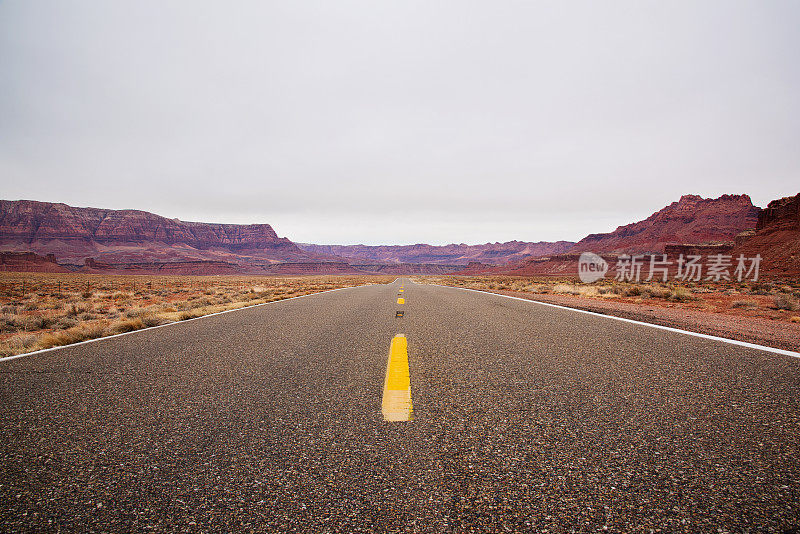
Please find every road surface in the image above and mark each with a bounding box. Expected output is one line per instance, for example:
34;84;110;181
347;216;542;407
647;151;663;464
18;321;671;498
2;279;799;532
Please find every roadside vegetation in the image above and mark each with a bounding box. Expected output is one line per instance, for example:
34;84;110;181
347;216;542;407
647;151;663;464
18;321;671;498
416;276;800;323
0;273;393;357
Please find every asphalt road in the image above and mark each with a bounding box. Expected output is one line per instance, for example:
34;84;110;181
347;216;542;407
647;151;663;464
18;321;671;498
1;279;799;533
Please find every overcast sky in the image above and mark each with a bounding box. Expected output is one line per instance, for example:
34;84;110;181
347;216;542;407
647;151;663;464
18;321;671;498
1;1;798;245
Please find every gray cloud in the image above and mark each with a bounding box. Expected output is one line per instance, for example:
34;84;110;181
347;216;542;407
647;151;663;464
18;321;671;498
2;1;799;244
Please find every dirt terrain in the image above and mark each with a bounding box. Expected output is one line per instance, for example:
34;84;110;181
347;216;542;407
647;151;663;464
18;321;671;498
417;276;800;352
0;273;394;357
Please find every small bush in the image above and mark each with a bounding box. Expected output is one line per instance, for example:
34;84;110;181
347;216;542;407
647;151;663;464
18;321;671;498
141;315;166;328
553;284;580;295
625;286;642;297
730;300;758;309
773;295;798;311
646;287;672;299
104;318;145;335
178;310;202;321
669;288;696;302
790;316;800;323
21;315;48;331
0;313;21;333
67;303;88;317
10;334;38;351
56;317;79;330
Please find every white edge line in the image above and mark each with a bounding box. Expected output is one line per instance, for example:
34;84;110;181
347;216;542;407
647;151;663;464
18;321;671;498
433;284;800;359
0;284;373;363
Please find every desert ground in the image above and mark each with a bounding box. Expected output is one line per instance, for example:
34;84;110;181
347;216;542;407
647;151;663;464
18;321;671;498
0;273;394;357
416;275;800;351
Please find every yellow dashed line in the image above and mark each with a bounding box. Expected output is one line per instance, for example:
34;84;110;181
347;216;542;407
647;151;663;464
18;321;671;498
397;297;405;304
382;334;413;422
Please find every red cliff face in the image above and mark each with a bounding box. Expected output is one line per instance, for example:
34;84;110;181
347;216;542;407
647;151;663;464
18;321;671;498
571;194;759;254
0;252;68;273
733;193;800;277
298;240;575;266
0;200;311;264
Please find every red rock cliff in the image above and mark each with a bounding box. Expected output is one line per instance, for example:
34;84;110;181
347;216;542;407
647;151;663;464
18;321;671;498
733;193;800;277
0;200;309;263
571;194;759;254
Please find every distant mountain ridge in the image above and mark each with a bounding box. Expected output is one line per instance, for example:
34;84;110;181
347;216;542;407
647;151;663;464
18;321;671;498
1;193;793;277
298;241;575;266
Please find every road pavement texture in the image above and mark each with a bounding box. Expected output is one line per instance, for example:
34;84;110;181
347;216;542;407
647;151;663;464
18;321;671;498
1;279;799;532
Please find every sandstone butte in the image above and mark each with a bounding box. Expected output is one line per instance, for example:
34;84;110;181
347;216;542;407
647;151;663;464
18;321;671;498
0;199;323;268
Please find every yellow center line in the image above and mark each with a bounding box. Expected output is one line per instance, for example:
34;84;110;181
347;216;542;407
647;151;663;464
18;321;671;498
399;289;404;293
382;334;413;422
397;297;405;304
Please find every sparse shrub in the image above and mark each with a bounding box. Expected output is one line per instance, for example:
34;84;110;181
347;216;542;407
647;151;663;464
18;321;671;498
553;284;580;295
67;303;88;317
10;334;38;351
645;287;672;299
625;286;642;297
790;316;800;323
731;300;758;309
56;317;78;330
104;318;145;335
81;291;92;299
773;295;798;311
178;310;201;321
669;287;696;302
141;315;166;328
21;315;48;331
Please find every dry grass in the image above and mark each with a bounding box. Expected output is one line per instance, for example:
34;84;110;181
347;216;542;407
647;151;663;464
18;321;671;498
0;273;393;357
